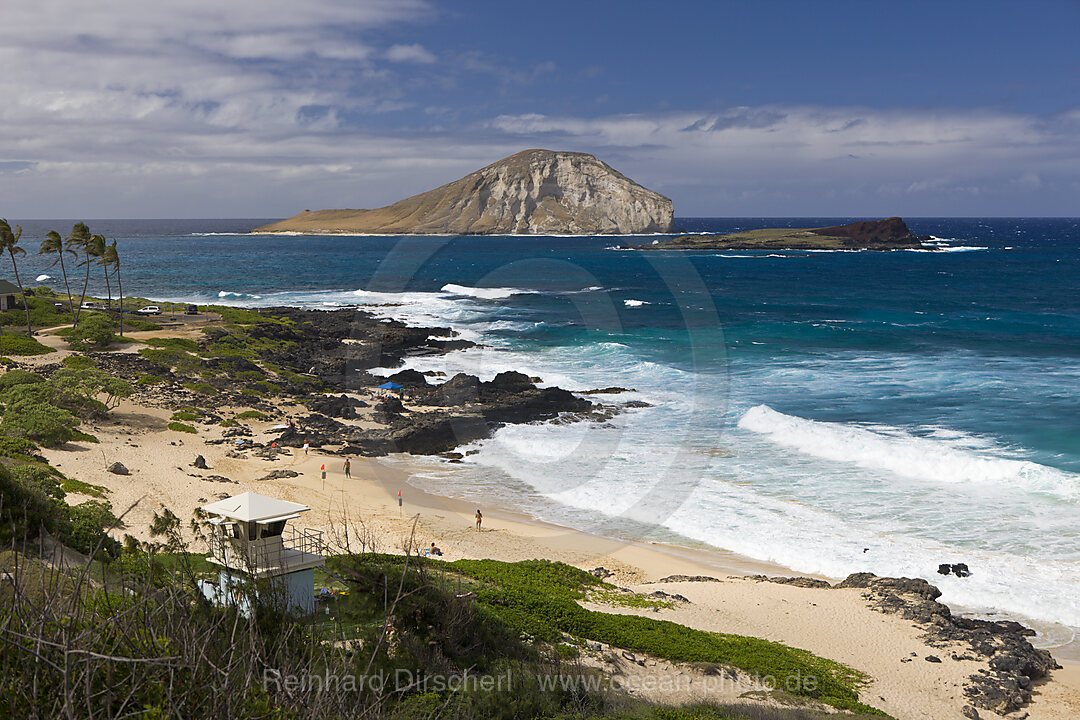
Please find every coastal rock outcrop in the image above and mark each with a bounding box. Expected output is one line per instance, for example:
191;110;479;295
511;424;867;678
834;573;1059;715
253;149;674;235
640;217;932;252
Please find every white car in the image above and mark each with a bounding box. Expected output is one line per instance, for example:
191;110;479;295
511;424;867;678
80;301;100;310
135;305;162;316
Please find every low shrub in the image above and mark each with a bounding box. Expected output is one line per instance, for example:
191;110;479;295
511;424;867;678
61;355;96;369
170;411;199;422
236;410;268;420
123;318;163;331
0;333;53;356
66;500;121;559
0;400;80;447
144;337;199;351
136;374;166;385
183;382;216;395
167;422;197;434
64;313;127;350
0;436;40;458
0;368;45;391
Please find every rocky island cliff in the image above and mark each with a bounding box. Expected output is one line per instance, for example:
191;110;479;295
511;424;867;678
636;217;932;251
253;149;674;235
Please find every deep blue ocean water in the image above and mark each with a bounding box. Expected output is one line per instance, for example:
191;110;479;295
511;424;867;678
11;217;1080;637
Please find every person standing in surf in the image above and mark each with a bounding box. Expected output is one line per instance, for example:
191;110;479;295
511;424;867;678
343;458;351;479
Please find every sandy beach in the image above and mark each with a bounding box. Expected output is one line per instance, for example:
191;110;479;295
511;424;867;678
42;391;1080;720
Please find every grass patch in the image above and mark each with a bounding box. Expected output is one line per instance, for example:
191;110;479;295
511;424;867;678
167;422;197;434
136;374;166;385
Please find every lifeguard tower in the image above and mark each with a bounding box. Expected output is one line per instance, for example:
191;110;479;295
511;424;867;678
198;492;325;614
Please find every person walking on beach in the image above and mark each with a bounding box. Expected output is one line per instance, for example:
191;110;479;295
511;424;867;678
302;439;309;456
474;509;483;531
343;458;351;479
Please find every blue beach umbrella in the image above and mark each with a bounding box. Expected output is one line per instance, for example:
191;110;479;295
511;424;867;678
378;382;403;390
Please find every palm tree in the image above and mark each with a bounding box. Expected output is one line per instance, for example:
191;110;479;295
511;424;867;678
65;222;92;326
102;240;123;336
95;236;113;312
39;230;77;321
0;218;35;337
75;233;106;327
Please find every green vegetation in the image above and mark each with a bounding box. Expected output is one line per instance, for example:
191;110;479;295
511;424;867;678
170;410;200;421
124;317;163;331
167;421;197;434
61;312;130;350
0;364;131;447
0;293;73;330
60;475;109;498
0;332;53;356
329;556;885;717
0;464;119;558
0;219;34;337
236;409;268;420
136;373;166;385
144;336;199;351
183;381;217;395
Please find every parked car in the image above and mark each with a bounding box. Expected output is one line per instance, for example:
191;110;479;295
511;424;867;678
184;304;198;315
135;305;162;316
80;301;100;310
53;302;65;310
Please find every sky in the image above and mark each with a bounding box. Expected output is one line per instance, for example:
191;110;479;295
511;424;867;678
0;0;1078;218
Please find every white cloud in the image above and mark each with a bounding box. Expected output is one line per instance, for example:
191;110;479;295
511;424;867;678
486;107;1080;214
385;43;437;64
0;0;1076;217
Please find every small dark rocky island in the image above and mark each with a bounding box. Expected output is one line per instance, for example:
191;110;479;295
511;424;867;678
636;217;933;251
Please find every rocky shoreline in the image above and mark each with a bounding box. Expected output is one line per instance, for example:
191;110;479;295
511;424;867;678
81;305;629;458
753;573;1060;718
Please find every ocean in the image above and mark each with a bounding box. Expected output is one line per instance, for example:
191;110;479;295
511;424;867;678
13;217;1080;643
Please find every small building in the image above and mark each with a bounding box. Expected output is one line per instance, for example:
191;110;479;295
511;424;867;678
198;492;325;615
0;280;21;310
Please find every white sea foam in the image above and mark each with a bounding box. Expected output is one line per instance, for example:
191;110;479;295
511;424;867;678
440;283;538;300
35;274;52;282
737;405;1080;500
218;290;262;299
623;299;649;307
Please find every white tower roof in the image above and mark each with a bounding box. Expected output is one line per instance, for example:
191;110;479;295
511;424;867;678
200;492;310;523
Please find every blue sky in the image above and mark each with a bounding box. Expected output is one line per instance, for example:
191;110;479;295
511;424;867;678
0;0;1077;217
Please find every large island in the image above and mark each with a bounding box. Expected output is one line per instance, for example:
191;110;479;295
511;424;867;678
636;217;933;251
254;149;674;235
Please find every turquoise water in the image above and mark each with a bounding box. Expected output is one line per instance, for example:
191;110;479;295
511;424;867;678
14;217;1080;633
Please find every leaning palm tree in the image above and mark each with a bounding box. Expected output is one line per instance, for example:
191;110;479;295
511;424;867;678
39;230;77;321
0;218;35;337
102;240;123;336
75;233;106;327
77;234;106;316
65;222;92;326
96;237;113;312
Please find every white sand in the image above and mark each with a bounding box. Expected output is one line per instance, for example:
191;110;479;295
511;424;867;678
40;397;1080;720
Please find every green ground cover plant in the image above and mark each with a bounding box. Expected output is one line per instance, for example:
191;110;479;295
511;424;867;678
0;332;53;356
